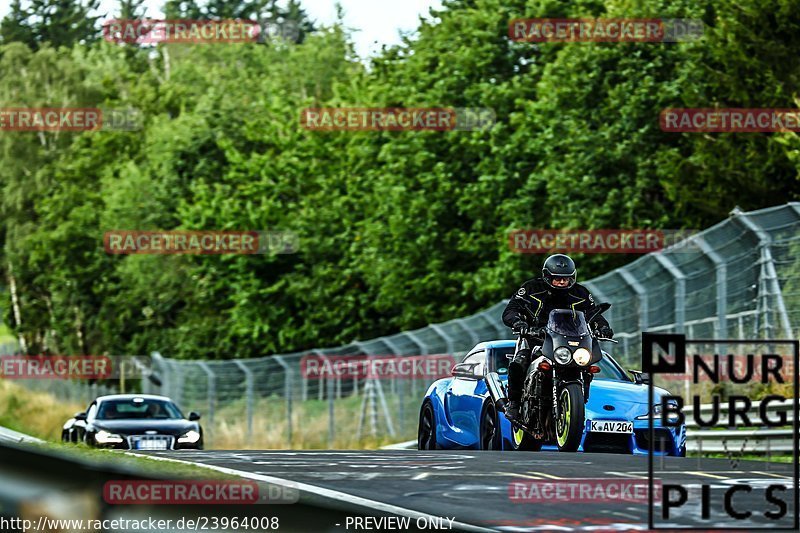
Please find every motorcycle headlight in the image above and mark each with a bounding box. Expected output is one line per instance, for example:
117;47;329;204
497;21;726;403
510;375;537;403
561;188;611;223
553;347;572;365
178;430;201;444
573;348;592;366
95;429;123;444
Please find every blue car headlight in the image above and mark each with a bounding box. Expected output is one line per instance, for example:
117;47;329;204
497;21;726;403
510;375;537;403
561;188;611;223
636;399;681;422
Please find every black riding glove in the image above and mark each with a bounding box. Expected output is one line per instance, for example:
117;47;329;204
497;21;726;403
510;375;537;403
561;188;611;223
596;325;614;339
512;319;530;336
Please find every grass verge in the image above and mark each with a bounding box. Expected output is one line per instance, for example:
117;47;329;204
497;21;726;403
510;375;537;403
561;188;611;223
0;378;85;440
22;440;236;478
0;376;423;449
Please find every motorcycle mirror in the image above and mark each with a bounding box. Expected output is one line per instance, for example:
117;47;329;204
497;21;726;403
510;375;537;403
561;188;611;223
587;302;612;323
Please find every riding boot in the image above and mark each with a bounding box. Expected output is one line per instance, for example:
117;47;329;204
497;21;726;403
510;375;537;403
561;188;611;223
507;346;532;420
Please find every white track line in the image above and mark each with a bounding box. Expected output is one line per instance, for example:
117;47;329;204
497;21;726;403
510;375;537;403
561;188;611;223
130;452;497;533
380;440;417;450
605;471;649;479
750;470;793;479
683;471;730;480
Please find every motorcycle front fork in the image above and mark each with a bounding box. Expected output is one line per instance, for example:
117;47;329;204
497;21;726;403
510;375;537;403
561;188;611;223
550;371;586;436
527;360;591;436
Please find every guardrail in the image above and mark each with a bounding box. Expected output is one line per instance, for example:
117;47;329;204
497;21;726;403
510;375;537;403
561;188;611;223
0;425;43;445
686;399;796;454
0;438;412;533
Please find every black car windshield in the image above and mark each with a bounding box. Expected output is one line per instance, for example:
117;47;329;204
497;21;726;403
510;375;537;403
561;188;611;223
547;309;590;336
97;398;184;420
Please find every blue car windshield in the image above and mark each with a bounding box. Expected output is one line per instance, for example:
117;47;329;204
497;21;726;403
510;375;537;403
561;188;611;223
547;309;590;336
592;357;630;381
490;347;514;374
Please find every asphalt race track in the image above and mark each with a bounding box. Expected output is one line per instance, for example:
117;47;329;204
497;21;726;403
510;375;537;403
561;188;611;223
143;450;798;532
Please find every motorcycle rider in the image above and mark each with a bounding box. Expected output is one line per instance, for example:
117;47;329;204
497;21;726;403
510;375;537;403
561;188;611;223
502;254;613;421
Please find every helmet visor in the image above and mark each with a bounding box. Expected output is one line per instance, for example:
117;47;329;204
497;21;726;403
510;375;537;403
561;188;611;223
550;276;572;288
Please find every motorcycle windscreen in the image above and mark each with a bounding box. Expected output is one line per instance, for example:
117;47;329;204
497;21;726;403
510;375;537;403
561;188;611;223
546;309;590;337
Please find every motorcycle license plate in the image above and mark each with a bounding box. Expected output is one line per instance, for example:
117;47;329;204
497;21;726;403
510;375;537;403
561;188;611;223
590;420;633;433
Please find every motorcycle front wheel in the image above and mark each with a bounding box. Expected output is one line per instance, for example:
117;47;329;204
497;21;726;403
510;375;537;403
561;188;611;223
556;382;585;452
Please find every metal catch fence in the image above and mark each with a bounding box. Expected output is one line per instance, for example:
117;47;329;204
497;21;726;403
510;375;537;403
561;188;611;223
3;203;800;448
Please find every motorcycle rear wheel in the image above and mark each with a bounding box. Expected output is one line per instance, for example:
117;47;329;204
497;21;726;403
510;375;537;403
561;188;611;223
556;383;585;452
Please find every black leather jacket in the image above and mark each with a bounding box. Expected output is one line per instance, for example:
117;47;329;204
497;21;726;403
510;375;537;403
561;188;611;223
501;278;611;334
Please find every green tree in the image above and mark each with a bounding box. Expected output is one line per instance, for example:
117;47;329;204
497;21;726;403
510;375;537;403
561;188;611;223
0;0;102;49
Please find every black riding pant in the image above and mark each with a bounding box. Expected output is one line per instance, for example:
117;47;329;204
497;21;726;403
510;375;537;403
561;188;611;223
507;336;542;403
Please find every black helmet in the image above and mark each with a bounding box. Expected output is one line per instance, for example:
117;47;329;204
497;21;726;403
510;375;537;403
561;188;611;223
542;254;576;290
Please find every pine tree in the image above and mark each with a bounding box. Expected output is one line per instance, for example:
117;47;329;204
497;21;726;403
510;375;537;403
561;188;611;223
0;0;36;47
0;0;102;49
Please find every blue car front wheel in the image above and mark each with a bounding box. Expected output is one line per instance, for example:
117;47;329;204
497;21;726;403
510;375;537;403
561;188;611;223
480;403;503;450
418;402;438;450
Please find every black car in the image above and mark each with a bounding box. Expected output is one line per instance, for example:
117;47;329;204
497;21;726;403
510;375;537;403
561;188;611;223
62;394;203;450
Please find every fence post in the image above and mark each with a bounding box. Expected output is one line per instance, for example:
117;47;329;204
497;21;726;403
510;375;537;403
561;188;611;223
618;270;648;333
653;254;686;333
734;212;793;339
696;238;728;339
327;369;335;447
150;351;169;397
235;360;254;441
313;352;335;447
376;378;396;437
197;362;216;447
381;336;406;433
273;355;292;447
429;324;455;357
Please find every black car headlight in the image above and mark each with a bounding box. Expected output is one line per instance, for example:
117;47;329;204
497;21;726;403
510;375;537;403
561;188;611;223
178;430;201;444
95;429;124;444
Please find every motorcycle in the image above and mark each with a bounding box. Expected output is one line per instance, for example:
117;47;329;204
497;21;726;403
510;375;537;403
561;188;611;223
485;303;616;452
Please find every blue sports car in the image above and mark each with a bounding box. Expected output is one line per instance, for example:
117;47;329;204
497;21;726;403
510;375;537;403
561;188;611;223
417;340;686;455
